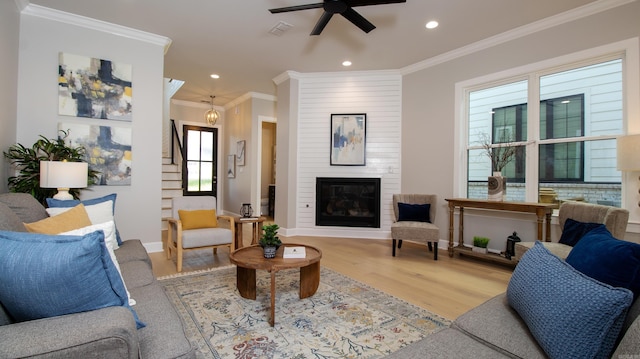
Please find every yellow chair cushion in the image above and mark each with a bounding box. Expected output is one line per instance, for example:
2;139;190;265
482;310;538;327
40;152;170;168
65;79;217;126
178;209;218;230
24;204;92;234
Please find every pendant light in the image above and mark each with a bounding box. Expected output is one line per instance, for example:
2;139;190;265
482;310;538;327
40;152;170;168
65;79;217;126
204;95;219;126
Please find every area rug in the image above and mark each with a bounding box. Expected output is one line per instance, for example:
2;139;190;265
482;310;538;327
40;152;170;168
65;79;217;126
159;266;450;359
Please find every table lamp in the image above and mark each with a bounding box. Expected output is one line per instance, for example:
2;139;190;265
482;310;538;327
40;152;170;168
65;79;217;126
40;161;88;200
616;134;640;207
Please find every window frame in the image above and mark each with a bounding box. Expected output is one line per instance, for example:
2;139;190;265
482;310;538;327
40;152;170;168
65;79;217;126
454;39;639;209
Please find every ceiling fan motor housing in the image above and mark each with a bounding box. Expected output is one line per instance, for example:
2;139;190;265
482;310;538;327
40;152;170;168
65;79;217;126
325;0;348;13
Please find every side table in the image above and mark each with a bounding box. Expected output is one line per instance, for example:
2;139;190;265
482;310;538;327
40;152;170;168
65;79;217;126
233;216;266;249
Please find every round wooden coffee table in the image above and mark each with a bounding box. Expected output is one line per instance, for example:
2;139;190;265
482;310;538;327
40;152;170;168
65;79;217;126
229;243;322;326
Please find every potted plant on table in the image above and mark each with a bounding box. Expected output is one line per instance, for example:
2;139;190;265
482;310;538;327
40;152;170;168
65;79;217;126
259;224;282;258
472;236;490;254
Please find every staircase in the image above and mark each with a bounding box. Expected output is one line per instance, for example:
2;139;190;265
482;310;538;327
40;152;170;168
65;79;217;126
162;157;183;230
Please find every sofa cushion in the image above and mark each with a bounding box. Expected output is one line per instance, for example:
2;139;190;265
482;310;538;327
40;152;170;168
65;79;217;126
0;193;48;224
178;209;218;229
566;226;640;299
0;230;144;329
507;242;633;359
0;202;26;232
397;202;431;222
115;239;152;267
47;193;123;245
559;218;605;246
453;293;547;359
23;203;92;234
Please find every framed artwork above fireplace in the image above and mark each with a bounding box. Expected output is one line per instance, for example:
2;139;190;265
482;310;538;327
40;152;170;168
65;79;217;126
330;113;366;166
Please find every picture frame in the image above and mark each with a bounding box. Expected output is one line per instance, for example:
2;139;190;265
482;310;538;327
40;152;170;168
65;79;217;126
227;155;236;178
236;140;246;166
330;113;366;166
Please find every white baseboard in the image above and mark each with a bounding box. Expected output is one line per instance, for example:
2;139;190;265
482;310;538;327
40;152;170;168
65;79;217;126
143;241;164;253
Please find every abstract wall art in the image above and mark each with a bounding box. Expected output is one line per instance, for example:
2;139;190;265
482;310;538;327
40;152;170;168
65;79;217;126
330;113;366;166
58;53;133;121
60;122;132;185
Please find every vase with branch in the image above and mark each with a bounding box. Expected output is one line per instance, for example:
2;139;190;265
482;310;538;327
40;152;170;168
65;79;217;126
479;130;517;201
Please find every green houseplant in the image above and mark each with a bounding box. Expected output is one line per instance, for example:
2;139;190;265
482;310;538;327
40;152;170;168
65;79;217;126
472;236;490;254
3;130;99;205
259;224;282;258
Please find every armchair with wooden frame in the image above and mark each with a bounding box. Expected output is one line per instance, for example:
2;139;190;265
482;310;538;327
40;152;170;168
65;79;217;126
165;196;235;272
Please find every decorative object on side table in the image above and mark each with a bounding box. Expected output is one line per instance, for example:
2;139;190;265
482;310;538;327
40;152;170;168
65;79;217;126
480;130;517;201
240;203;253;218
472;236;490;254
505;231;521;259
259;223;282;258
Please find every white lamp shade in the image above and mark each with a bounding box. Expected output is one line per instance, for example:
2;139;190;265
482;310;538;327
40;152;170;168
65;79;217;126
40;161;88;189
617;134;640;171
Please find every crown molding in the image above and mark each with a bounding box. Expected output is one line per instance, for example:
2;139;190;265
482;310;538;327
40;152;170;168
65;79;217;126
170;99;224;111
223;92;277;110
401;0;637;75
21;3;172;54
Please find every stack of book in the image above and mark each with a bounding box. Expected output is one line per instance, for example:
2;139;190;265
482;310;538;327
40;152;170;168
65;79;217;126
283;246;306;258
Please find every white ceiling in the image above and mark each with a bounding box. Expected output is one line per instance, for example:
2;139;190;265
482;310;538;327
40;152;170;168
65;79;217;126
28;0;600;106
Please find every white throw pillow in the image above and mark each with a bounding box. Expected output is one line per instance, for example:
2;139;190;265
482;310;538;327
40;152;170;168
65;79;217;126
60;221;136;306
47;201;118;249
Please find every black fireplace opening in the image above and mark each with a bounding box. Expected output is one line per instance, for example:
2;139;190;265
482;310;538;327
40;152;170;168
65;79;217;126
316;177;381;228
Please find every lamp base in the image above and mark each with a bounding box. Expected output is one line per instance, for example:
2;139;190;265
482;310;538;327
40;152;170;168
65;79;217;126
53;188;73;201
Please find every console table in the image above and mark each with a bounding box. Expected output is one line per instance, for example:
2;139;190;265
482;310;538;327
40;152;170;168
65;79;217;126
445;198;555;264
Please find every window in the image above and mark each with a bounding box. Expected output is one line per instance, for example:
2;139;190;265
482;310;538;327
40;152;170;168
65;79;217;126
464;58;623;206
183;126;218;196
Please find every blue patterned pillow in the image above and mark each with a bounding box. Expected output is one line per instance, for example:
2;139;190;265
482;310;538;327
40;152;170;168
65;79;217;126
46;193;123;245
507;242;632;359
0;230;144;328
398;203;431;222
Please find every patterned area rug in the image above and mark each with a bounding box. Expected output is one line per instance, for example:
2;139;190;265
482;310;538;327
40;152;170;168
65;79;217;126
159;266;450;359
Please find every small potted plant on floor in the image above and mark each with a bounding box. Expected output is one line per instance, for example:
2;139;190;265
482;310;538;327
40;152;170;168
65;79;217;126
259;224;282;258
472;236;490;254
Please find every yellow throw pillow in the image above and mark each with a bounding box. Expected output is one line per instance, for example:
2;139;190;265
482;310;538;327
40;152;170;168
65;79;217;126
178;209;218;230
24;204;92;234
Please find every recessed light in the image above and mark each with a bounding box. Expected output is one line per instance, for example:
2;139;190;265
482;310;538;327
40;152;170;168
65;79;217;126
342;60;352;67
210;74;220;79
426;20;439;29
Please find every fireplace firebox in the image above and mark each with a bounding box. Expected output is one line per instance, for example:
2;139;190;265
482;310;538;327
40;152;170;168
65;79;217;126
316;177;380;228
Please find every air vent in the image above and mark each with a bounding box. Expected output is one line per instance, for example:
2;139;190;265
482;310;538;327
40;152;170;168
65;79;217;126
269;21;293;36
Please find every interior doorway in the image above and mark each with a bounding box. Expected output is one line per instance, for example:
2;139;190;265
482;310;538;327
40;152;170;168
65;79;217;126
257;116;276;219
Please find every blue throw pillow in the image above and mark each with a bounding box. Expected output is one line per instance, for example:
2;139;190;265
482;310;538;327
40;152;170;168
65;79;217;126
0;230;144;328
559;218;605;246
397;203;431;223
46;193;123;245
507;242;632;359
566;226;640;299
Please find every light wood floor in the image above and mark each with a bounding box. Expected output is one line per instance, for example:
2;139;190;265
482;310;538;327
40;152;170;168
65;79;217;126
150;234;513;320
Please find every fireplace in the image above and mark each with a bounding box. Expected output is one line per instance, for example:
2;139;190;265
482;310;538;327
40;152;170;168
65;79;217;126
316;177;381;228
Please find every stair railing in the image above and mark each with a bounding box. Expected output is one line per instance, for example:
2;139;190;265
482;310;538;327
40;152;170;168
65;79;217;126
170;119;185;164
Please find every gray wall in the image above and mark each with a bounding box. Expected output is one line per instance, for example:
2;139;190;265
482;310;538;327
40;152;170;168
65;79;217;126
0;1;21;194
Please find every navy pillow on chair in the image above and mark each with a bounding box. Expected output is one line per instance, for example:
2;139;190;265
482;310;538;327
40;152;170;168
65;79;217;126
559;218;605;246
397;203;431;223
566;225;640;300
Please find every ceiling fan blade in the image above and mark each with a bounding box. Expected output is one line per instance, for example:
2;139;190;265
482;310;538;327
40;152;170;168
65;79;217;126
341;7;376;33
311;11;333;35
269;3;323;13
346;0;406;7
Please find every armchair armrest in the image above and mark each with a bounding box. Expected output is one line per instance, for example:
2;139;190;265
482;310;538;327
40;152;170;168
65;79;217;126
0;306;139;359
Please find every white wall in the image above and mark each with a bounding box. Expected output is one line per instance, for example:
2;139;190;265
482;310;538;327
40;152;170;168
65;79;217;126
0;1;21;194
276;71;402;239
15;6;168;247
402;0;640;251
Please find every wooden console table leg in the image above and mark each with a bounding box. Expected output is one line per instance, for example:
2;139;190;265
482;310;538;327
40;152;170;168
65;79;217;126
458;207;465;248
270;270;276;327
448;203;455;257
236;266;256;300
300;261;320;298
535;210;544;241
545;211;552;242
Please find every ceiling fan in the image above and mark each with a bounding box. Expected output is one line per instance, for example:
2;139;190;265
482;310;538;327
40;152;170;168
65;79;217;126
269;0;407;36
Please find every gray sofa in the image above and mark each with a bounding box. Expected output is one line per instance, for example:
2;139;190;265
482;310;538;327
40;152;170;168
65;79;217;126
387;201;640;358
0;193;196;359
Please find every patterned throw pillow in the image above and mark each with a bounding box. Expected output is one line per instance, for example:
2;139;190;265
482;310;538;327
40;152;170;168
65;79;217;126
507;242;632;359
